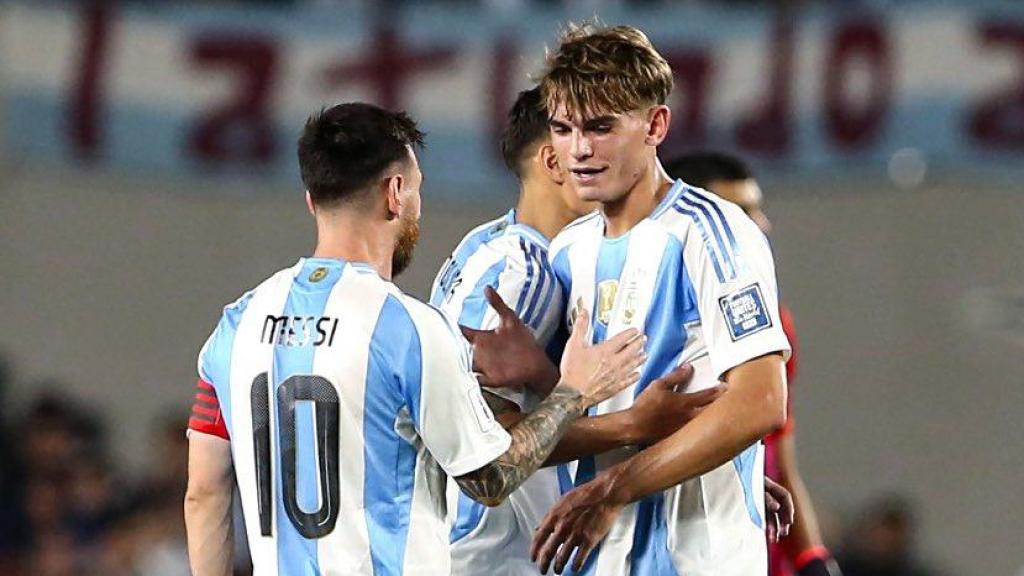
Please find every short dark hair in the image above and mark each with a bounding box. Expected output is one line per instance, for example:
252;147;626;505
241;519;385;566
500;87;549;180
663;151;752;189
298;103;424;207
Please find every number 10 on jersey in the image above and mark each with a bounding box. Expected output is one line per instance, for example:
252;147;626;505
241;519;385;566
251;372;341;539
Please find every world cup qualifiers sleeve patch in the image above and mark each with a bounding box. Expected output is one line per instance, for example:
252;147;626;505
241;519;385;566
719;283;773;341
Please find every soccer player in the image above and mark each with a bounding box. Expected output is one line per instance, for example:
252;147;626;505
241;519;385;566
433;88;723;575
183;102;647;576
664;151;842;576
529;25;792;575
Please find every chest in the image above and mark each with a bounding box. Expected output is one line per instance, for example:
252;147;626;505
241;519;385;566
561;223;699;345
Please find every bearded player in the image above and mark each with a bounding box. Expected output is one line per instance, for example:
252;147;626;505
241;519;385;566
530;25;791;575
183;102;647;576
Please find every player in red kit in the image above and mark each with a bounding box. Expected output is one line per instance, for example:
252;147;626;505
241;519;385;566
665;152;842;576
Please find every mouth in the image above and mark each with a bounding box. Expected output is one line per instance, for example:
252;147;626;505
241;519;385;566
570;166;607;184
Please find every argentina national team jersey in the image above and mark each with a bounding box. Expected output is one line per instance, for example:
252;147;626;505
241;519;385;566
549;180;791;576
430;209;570;576
196;258;511;576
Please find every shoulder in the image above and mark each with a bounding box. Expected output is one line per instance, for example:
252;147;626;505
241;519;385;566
655;183;770;278
457;216;553;283
675;184;764;241
549;210;602;259
215;265;296;332
653;182;745;234
391;293;472;367
198;264;297;379
497;229;554;280
449;213;512;264
388;288;460;340
462;212;552;269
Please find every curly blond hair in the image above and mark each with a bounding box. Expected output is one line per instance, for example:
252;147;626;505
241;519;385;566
539;23;673;119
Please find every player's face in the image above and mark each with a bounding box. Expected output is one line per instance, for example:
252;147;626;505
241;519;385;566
549;106;654;204
392;151;422;277
707;178;771;235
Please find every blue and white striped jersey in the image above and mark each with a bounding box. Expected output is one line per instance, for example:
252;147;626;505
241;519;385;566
430;209;570;576
549;180;791;576
431;209;564;386
196;257;511;576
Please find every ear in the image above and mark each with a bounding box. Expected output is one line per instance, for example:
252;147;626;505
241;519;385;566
539;144;565;186
305;190;315;216
383;173;404;220
644;105;672;147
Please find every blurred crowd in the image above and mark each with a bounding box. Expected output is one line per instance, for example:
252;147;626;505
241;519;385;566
0;353;952;576
837;496;947;576
0;357;195;576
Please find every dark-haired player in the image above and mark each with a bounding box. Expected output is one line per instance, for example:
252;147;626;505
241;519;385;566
434;88;719;575
183;102;647;576
665;151;842;576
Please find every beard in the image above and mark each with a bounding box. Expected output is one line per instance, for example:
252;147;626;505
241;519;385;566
391;214;420;278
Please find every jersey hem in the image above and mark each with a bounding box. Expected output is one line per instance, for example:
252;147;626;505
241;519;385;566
711;338;792;381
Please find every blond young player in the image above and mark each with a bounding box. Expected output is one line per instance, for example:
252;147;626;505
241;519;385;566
529;26;791;575
434;88;723;576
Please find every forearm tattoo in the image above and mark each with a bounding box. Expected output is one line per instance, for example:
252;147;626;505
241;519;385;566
455;385;585;506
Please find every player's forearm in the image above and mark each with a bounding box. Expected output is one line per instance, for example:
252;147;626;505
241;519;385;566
544;410;636;465
487;399;633;466
455;384;585;506
185;482;235;576
602;355;786;505
776;433;826;556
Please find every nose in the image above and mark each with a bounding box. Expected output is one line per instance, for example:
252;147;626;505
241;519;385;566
570;129;592;161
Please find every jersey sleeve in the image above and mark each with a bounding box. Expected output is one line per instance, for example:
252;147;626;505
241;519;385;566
188;378;230;439
435;240;558;412
191;317;233;440
448;240;557;335
191;290;253;442
682;198;791;379
405;308;512;478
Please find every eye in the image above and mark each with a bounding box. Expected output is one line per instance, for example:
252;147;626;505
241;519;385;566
551;125;570;135
592;124;612;134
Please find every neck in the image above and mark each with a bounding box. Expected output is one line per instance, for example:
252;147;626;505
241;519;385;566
515;180;578;241
602;157;674;238
312;208;394;280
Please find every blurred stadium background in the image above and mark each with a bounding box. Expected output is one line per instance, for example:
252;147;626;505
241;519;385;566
1;1;1022;575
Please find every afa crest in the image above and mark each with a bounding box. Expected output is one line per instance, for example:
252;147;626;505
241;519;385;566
597;280;619;325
